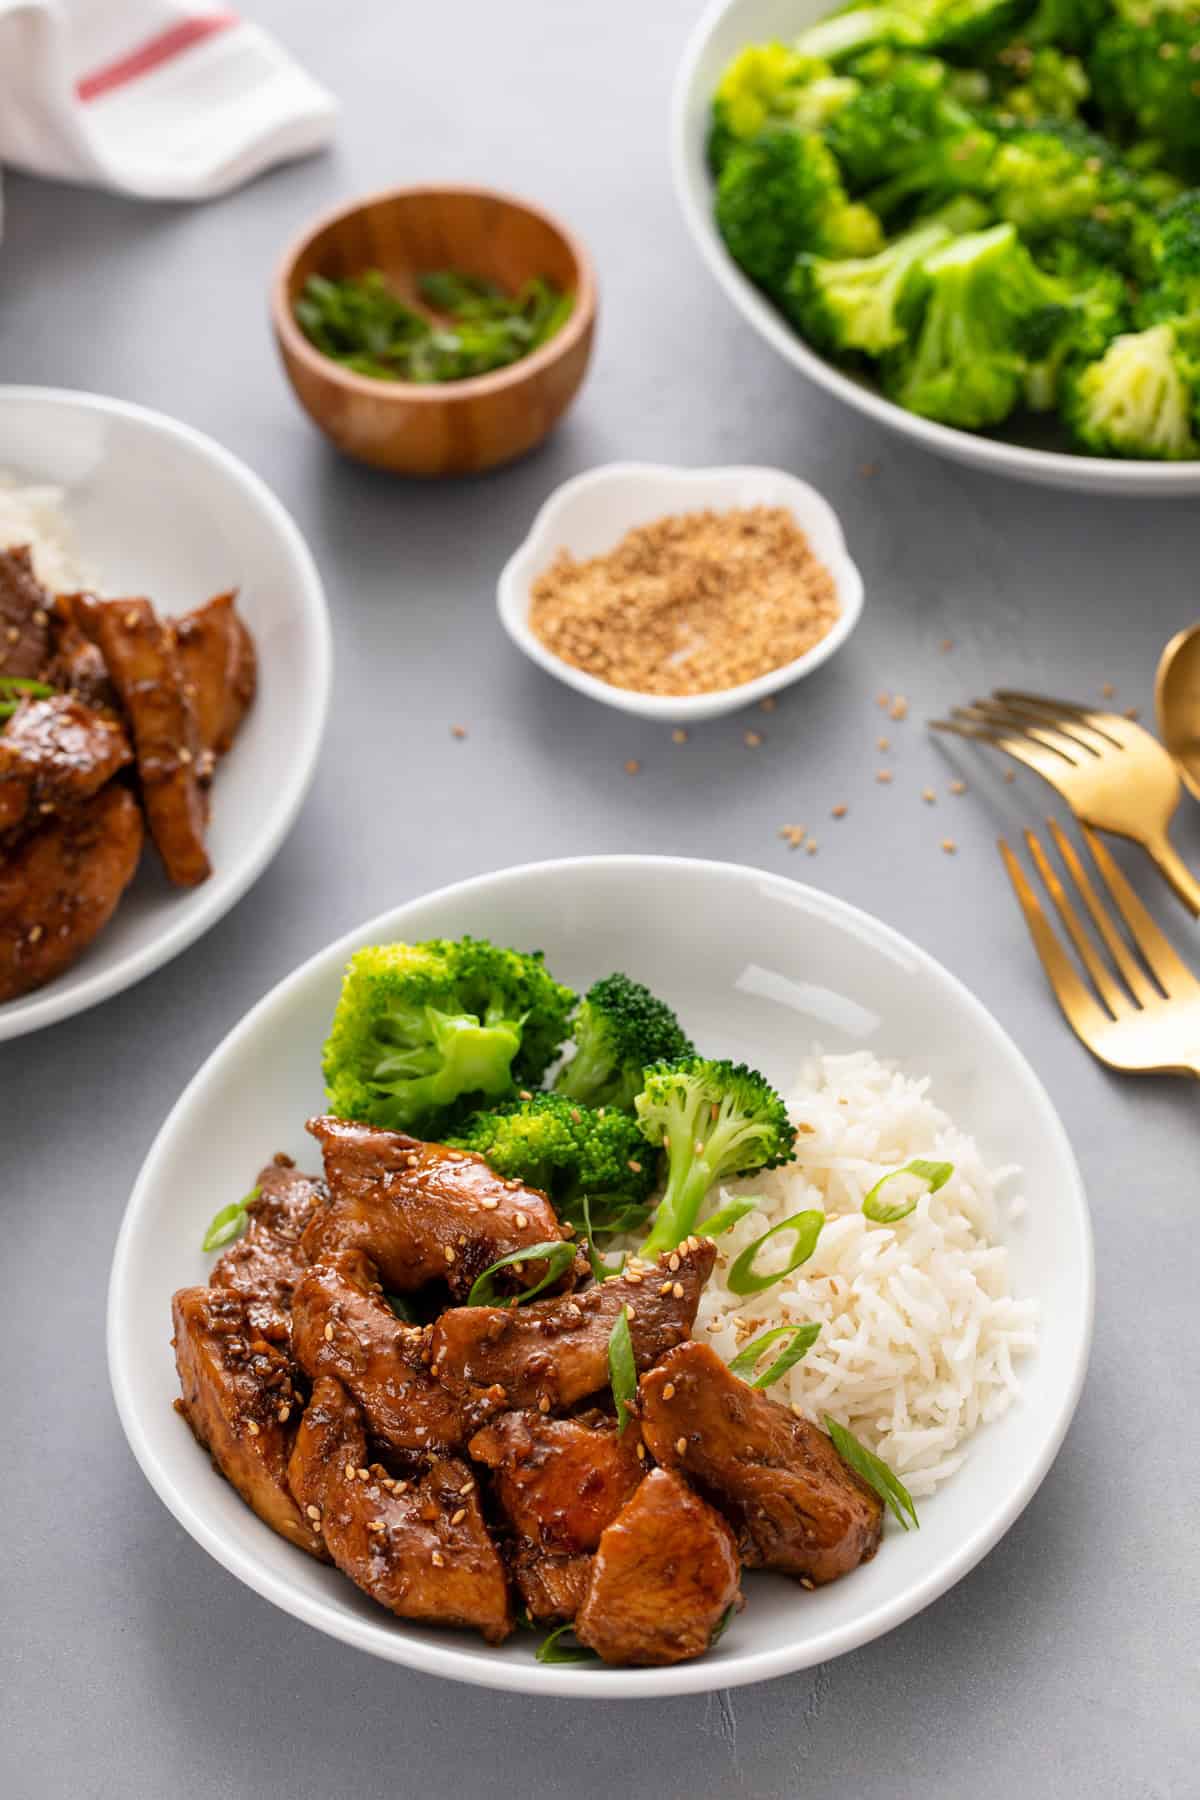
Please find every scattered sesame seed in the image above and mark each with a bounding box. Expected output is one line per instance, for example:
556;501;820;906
940;639;953;653
450;724;467;739
459;1480;474;1496
27;923;44;943
922;787;936;803
277;1405;291;1423
805;840;817;855
659;1281;673;1297
394;1480;408;1493
450;1508;467;1526
1003;768;1016;783
324;1322;334;1341
877;735;890;752
519;1089;533;1101
1102;682;1116;699
1124;705;1139;720
831;803;847;819
444;1245;456;1264
876;690;889;709
368;1519;386;1533
779;823;806;849
876;769;893;784
636;1442;646;1460
538;1396;551;1414
345;1463;356;1480
480;1196;499;1210
4;626;18;643
123;608;140;629
662;1383;676;1401
859;462;878;478
672;1281;685;1299
177;746;193;766
570;1108;582;1123
306;1505;321;1521
668;1253;681;1271
514;1211;529;1229
625;1270;644;1285
744;730;763;748
759;695;777;713
245;1420;260;1437
628;1159;642;1173
800;1577;815;1591
672;727;688;744
625;759;641;776
949;779;966;795
357;1467;370;1482
675;1437;688;1456
889;695;909;721
941;838;958;854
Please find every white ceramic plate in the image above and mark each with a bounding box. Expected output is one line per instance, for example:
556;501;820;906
108;856;1092;1698
0;388;332;1041
497;462;863;722
672;0;1200;497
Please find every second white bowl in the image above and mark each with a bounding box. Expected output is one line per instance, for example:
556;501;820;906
496;461;864;723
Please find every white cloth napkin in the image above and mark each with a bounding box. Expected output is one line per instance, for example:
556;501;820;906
0;1;336;220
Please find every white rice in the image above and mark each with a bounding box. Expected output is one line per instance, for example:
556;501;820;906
0;472;89;592
696;1050;1038;1498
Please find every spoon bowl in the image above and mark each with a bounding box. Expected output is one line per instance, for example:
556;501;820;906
1155;623;1200;804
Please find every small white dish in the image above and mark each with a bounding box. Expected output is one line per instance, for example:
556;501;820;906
497;461;864;722
108;855;1092;1698
672;0;1200;497
0;388;332;1042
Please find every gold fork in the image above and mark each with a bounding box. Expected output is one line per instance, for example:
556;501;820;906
931;690;1200;915
1000;819;1200;1078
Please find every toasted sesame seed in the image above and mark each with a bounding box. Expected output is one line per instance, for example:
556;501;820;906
277;1405;291;1423
538;1395;551;1414
941;838;957;854
368;1519;386;1533
345;1463;356;1480
37;801;54;814
662;1382;676;1401
636;1442;646;1460
1003;769;1015;783
940;638;953;653
32;607;48;626
876;690;889;709
444;1245;456;1263
123;608;140;629
245;1420;260;1437
570;1108;582;1123
675;1437;688;1456
1124;705;1139;720
660;1281;673;1296
759;695;777;713
27;923;44;943
519;1089;533;1101
672;1281;685;1299
889;695;909;721
306;1504;321;1521
431;1550;445;1567
831;803;847;819
859;462;877;478
672;727;688;744
922;787;936;803
624;1303;635;1320
625;759;641;776
805;840;817;855
876;769;893;784
625;1270;643;1285
450;724;467;739
177;746;193;766
800;1576;815;1590
668;1253;681;1271
357;1467;370;1482
450;1508;467;1526
514;1211;529;1230
4;626;18;643
744;730;763;748
324;1321;334;1341
459;1480;474;1496
877;735;890;752
949;779;966;795
394;1479;408;1493
480;1196;499;1210
778;823;806;849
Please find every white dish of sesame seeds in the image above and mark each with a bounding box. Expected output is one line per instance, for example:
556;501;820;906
0;387;331;1042
108;855;1092;1696
497;462;864;722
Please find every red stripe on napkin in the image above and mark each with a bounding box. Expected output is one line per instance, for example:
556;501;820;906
76;13;239;102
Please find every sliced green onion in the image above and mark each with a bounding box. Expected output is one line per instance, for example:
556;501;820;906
726;1209;824;1296
608;1309;637;1435
862;1158;954;1224
697;1195;761;1238
728;1321;821;1387
385;1293;421;1324
824;1415;919;1531
466;1240;577;1307
581;1195;625;1282
710;1603;737;1647
0;676;54;697
535;1623;600;1664
201;1188;258;1252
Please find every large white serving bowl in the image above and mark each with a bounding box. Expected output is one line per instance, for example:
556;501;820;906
0;388;331;1041
108;856;1092;1698
672;0;1200;497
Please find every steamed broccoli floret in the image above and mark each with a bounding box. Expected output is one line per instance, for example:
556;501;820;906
882;220;1067;427
715;129;883;295
448;1092;657;1235
1061;322;1200;457
708;42;860;172
1018;0;1112;50
635;1058;795;1256
826;57;997;219
1022;246;1129;408
796;0;1026;61
555;973;694;1113
986;121;1137;240
1137;189;1200;329
786;213;962;356
1089;4;1200;178
322;938;575;1135
988;43;1090;121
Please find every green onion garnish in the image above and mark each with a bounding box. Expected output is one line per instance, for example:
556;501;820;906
581;1195;625;1282
0;676;54;697
710;1603;737;1647
862;1158;954;1224
728;1321;821;1387
824;1415;919;1531
385;1293;421;1324
608;1309;637;1435
535;1623;600;1664
697;1195;761;1238
466;1241;577;1307
726;1209;824;1296
201;1188;258;1252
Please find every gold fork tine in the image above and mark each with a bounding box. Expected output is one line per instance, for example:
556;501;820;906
993;690;1127;749
1041;822;1159;1008
998;838;1111;1040
980;696;1115;758
965;701;1092;764
1023;830;1132;1018
1075;825;1200;998
932;716;1074;782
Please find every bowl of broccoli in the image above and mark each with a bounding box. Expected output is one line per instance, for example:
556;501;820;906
672;0;1200;492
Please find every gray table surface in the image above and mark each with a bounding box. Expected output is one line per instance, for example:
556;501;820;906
3;5;1198;1796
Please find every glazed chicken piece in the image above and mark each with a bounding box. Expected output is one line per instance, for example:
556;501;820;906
303;1114;573;1303
0;694;132;840
638;1342;883;1585
0;783;143;1001
430;1239;716;1413
0;546;52;680
46;600;120;715
85;595;210;887
174;590;257;772
506;1544;593;1625
288;1374;512;1642
291;1248;478;1456
210;1158;327;1343
574;1468;741;1667
469;1410;644;1554
172;1285;326;1560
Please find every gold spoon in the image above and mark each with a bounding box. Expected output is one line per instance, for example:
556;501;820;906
1155;623;1200;804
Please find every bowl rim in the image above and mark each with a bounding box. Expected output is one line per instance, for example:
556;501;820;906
0;384;332;1042
107;853;1094;1698
495;459;865;721
271;182;599;405
670;0;1200;493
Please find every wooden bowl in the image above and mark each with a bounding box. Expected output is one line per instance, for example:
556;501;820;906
272;186;597;477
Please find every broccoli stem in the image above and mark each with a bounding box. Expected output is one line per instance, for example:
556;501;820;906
641;1102;759;1255
555;1040;609;1106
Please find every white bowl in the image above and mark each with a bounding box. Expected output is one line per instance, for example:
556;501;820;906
0;387;332;1041
108;855;1092;1699
672;0;1200;497
497;461;863;722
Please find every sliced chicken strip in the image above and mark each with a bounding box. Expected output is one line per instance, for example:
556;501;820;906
173;589;256;770
0;546;52;680
0;694;132;841
210;1158;327;1344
